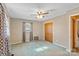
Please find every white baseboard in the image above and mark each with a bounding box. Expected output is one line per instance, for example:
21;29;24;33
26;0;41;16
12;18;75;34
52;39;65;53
11;41;22;45
54;43;71;53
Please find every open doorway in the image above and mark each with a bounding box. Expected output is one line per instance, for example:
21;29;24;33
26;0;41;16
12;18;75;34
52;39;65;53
23;22;33;43
71;15;79;52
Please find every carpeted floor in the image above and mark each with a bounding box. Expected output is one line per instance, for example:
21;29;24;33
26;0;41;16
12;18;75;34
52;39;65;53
11;40;70;56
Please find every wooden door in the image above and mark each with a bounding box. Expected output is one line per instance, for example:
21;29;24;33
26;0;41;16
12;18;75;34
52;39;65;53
72;15;79;52
45;22;53;43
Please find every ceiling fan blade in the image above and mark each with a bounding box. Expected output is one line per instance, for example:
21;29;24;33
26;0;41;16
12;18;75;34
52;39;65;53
43;12;48;14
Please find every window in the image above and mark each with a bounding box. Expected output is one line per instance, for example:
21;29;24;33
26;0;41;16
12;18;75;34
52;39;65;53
24;23;32;32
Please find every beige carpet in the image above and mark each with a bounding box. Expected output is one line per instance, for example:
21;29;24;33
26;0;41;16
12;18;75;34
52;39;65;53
11;40;70;56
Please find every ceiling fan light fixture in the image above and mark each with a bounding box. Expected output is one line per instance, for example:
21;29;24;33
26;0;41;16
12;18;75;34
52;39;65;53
36;15;43;19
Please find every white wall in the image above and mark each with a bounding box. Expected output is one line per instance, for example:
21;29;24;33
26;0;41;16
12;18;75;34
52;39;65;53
53;15;70;51
10;19;23;44
33;22;43;40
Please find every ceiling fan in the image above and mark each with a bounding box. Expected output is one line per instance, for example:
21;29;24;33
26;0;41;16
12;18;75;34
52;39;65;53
31;9;55;19
36;10;48;19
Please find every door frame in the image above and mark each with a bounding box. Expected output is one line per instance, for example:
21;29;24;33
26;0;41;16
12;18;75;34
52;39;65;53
44;22;53;43
70;13;79;52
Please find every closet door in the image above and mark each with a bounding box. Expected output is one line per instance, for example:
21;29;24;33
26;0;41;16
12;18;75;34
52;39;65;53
45;22;53;43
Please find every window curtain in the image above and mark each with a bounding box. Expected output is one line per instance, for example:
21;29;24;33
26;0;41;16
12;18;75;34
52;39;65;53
0;3;10;56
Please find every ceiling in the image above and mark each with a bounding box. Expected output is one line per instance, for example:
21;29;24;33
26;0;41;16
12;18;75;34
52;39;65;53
5;3;79;21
